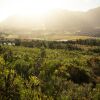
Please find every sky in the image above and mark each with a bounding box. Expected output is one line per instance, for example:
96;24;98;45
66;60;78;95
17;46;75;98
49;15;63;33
0;0;100;22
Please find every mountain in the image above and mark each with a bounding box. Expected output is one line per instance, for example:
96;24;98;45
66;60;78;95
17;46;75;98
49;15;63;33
0;7;100;36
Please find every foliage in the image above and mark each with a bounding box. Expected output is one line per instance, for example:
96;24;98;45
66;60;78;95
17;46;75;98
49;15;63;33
0;39;100;100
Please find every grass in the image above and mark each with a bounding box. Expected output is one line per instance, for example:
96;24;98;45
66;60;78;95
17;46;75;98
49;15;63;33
3;33;100;40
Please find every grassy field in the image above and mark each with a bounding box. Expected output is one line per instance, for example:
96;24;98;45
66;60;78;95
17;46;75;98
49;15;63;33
3;32;100;41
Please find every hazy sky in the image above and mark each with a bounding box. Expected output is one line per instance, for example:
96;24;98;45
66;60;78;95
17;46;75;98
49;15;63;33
0;0;100;22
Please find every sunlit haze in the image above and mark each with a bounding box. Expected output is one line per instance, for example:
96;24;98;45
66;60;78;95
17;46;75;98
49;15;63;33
0;0;100;22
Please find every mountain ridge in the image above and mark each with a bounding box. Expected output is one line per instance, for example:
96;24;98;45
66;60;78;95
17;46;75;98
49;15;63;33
0;7;100;35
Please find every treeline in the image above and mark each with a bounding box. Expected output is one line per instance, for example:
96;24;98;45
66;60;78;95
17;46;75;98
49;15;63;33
14;38;100;49
1;38;100;47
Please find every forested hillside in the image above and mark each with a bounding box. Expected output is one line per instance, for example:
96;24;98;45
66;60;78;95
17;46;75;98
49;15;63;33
0;39;100;100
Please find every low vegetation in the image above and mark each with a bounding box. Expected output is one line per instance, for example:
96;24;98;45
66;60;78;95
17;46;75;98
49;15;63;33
0;39;100;100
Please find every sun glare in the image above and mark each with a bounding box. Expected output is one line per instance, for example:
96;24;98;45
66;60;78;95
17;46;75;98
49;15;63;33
9;0;86;16
15;0;54;16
